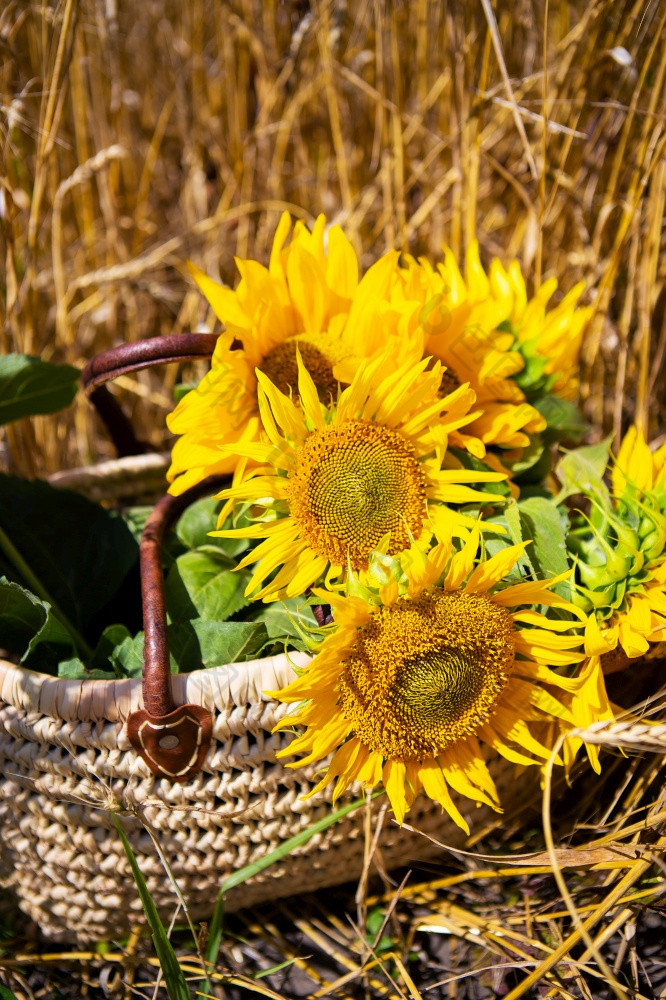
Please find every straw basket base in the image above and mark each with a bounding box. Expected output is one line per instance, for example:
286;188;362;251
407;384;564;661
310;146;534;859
0;654;525;943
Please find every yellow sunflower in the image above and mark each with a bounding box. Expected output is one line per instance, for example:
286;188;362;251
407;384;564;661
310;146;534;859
211;348;506;602
577;425;666;664
271;526;591;829
337;241;590;456
167;212;413;495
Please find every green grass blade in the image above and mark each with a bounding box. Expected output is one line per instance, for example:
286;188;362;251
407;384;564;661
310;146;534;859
205;790;381;967
110;814;192;1000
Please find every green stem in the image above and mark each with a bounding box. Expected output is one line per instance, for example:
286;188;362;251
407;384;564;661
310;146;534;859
204;789;383;972
0;523;94;660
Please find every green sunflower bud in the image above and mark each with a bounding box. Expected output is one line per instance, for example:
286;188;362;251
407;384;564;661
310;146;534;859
571;580;617;613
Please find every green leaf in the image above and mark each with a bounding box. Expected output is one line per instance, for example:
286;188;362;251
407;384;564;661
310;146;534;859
0;475;138;635
448;450;511;498
120;506;154;544
110;815;192;1000
175;495;221;549
89;623;134;675
57;656;110;679
554;437;612;504
534;395;587;441
506;434;545;477
0;986;20;1000
518;496;570;586
175;494;249;559
168;619;269;671
165;550;250;623
109;619;270;675
483;504;535;579
252;597;319;649
0;577;75;673
0;354;79;426
110;632;145;677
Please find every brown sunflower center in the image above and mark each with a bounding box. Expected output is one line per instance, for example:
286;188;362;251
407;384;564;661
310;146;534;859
261;333;346;403
338;591;515;759
425;356;461;398
439;365;461;398
286;420;427;570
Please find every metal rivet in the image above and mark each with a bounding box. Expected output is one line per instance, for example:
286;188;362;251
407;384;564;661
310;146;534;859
158;735;179;750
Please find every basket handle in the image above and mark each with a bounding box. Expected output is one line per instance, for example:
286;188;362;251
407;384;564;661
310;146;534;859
126;476;226;782
80;333;218;456
81;334;223;779
81;333;224;780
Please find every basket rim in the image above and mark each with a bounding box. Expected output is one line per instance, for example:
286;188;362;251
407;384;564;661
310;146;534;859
0;651;310;723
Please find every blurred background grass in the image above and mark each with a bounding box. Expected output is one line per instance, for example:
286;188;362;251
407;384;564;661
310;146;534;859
2;2;666;997
2;0;665;481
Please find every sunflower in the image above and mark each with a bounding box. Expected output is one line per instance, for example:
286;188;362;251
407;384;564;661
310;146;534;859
271;526;591;829
336;241;590;457
167;212;413;495
211;348;506;602
572;425;666;664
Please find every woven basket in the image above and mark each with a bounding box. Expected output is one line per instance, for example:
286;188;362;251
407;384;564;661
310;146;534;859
0;341;527;942
0;653;528;944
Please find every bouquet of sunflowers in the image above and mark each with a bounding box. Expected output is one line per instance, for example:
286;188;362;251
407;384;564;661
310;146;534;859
1;212;662;845
162;212;661;830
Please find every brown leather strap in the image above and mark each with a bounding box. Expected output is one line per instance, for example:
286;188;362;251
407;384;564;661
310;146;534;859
81;333;218;458
87;385;149;457
81;334;225;780
80;333;218;393
126;475;228;781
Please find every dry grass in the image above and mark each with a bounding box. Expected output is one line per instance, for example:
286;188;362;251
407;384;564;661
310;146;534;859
2;0;666;997
2;0;666;478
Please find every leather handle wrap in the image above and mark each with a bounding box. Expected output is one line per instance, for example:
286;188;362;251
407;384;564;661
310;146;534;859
126;476;227;781
81;333;218;458
81;334;223;780
80;333;219;393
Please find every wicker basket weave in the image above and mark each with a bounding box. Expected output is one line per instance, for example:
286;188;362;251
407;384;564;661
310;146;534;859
0;652;528;943
0;344;527;943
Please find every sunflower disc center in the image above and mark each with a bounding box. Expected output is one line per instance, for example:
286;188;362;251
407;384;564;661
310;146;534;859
425;357;461;398
339;591;515;759
287;420;427;570
261;334;344;402
393;646;485;730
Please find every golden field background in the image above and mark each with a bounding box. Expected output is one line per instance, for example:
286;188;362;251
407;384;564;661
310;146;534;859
2;3;666;996
2;0;665;482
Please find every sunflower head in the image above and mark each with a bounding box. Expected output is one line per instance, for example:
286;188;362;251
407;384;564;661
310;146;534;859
370;242;589;481
167;212;400;495
562;427;666;661
272;526;591;829
212;347;507;602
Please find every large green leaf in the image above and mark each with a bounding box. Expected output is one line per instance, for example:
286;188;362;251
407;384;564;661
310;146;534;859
57;656;114;679
252;597;319;649
0;354;79;426
483;503;535;579
110;631;145;677
534;394;587;441
518;496;571;589
165;549;250;623
0;577;75;672
175;494;249;559
109;618;270;676
0;475;138;635
554;437;612;504
169;619;269;670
